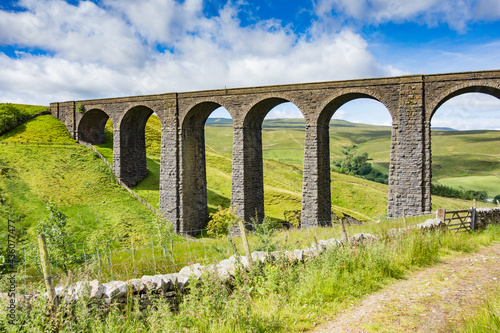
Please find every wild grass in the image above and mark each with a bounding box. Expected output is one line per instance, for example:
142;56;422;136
15;212;433;290
0;116;159;247
452;288;500;332
4;225;500;332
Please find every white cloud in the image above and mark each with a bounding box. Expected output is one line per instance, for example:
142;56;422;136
0;53;134;104
431;117;500;131
102;0;204;44
316;0;500;31
265;102;303;119
0;1;398;105
441;93;500;112
0;0;147;67
432;93;500;130
332;109;347;119
2;0;497;131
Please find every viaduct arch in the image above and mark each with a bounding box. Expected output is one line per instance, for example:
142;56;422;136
50;70;500;233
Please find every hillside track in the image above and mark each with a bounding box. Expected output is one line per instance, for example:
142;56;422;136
312;243;500;332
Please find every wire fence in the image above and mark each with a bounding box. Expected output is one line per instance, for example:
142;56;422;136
84;142;163;216
1;212;437;295
0;140;77;146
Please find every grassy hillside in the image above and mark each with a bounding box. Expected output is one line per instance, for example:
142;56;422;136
129;116;484;221
0;107;158;244
0;105;491;247
207;118;500;198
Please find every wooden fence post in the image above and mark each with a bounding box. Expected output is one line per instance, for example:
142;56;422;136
238;220;254;270
37;234;57;306
402;210;407;231
472;200;477;230
340;217;349;242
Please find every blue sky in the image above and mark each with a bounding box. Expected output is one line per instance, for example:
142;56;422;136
1;0;500;129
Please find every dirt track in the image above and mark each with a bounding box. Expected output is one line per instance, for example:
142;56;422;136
312;243;500;332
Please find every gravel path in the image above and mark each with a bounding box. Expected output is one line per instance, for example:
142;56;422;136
312;243;500;332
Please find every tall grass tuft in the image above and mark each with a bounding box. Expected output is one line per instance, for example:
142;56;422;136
453;289;500;332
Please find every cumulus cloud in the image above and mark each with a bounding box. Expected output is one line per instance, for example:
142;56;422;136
0;0;398;105
0;0;146;67
316;0;500;31
1;0;497;130
266;102;304;119
102;0;204;44
332;109;347;119
432;93;500;130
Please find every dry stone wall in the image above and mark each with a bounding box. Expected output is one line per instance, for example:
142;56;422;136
33;207;500;314
41;232;373;313
475;207;500;230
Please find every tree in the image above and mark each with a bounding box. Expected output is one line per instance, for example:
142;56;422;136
333;149;388;184
0;104;23;133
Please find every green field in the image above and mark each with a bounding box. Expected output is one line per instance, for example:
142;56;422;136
207;117;500;198
0;111;158;244
0;105;496;247
2;105;499;333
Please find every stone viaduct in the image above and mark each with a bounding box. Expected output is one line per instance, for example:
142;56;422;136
50;70;500;233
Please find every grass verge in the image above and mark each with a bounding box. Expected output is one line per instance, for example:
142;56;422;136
4;225;500;332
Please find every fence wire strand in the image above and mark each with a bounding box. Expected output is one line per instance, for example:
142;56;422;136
1;210;445;294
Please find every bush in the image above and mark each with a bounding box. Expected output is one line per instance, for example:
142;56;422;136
494;194;500;205
283;210;301;228
0;104;25;133
207;205;238;237
32;201;83;275
76;103;84;113
332;149;388;184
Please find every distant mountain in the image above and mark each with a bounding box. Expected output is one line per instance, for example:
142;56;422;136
206;118;233;125
205;118;393;128
432;127;458;131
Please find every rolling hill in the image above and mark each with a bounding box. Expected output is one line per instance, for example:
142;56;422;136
0;104;495;246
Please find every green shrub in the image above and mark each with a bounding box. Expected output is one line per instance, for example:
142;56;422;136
283;210;301;228
32;201;84;275
432;183;488;201
494;194;500;205
76;103;84;113
0;104;24;133
332;149;388;184
207;205;238;237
